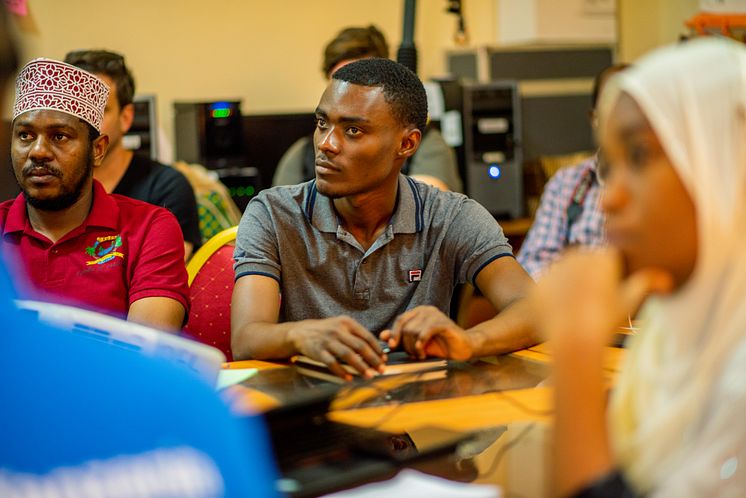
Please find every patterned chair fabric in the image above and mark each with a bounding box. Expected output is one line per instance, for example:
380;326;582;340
183;227;238;360
172;162;242;245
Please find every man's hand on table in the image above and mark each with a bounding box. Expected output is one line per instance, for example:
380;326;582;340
288;316;387;381
380;305;475;361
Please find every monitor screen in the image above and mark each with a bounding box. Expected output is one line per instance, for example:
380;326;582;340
242;112;315;192
125;94;159;161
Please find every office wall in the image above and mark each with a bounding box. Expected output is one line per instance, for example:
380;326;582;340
618;0;700;62
498;0;616;44
7;0;494;160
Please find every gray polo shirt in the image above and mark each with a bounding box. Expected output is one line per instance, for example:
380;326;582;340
234;174;513;333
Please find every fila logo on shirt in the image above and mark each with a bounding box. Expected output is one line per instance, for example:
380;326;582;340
408;269;422;283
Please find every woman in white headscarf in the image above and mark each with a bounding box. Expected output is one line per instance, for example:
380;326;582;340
534;37;746;497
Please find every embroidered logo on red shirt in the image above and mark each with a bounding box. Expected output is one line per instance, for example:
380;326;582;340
408;269;422;282
85;235;124;266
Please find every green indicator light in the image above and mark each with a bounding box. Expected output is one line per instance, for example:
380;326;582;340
211;108;232;119
236;186;245;196
246;186;255;196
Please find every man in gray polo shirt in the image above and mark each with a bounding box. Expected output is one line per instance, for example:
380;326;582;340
232;58;537;380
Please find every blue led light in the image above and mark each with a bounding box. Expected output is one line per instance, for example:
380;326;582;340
488;164;501;179
209;102;232;111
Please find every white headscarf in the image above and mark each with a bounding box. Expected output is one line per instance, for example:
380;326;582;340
602;38;746;497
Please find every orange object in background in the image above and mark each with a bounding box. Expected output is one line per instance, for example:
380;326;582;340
685;12;746;40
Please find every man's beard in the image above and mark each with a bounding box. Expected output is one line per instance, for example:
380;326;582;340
19;151;94;212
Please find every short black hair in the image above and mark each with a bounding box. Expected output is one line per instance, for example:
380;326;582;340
64;50;135;108
591;63;630;110
332;58;428;132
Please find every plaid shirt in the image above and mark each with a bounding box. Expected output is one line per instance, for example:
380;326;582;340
518;156;605;280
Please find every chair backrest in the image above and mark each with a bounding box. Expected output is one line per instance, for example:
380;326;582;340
172;161;242;245
183;226;238;360
14;299;226;384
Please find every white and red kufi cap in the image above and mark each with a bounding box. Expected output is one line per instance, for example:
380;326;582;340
13;58;109;132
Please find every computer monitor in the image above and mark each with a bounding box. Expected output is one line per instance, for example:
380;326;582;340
124;94;159;160
242;112;316;192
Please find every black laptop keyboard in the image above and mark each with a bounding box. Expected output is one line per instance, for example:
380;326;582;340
272;420;375;468
270;419;396;497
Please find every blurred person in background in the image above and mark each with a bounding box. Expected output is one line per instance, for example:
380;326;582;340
518;64;628;280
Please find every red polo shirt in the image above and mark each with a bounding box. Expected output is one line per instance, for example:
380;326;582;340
0;180;189;319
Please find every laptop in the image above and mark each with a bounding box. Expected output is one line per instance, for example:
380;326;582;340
241;366;473;497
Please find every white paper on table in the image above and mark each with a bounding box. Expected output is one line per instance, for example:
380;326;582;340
321;469;501;498
215;368;257;390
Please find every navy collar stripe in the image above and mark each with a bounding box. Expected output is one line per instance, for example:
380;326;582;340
304;180;318;222
405;176;424;232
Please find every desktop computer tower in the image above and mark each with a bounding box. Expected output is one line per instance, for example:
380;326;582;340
174;101;261;212
174;101;247;170
462;82;523;219
447;45;612;161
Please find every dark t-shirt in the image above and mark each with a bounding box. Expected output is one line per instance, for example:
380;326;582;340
114;155;202;251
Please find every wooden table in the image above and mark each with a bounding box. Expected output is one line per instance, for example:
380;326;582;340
222;345;624;497
498;217;533;239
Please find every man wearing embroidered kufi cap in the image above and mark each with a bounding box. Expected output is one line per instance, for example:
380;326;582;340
0;58;190;332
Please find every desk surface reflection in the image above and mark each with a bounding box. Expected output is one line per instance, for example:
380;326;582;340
230;354;554;497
